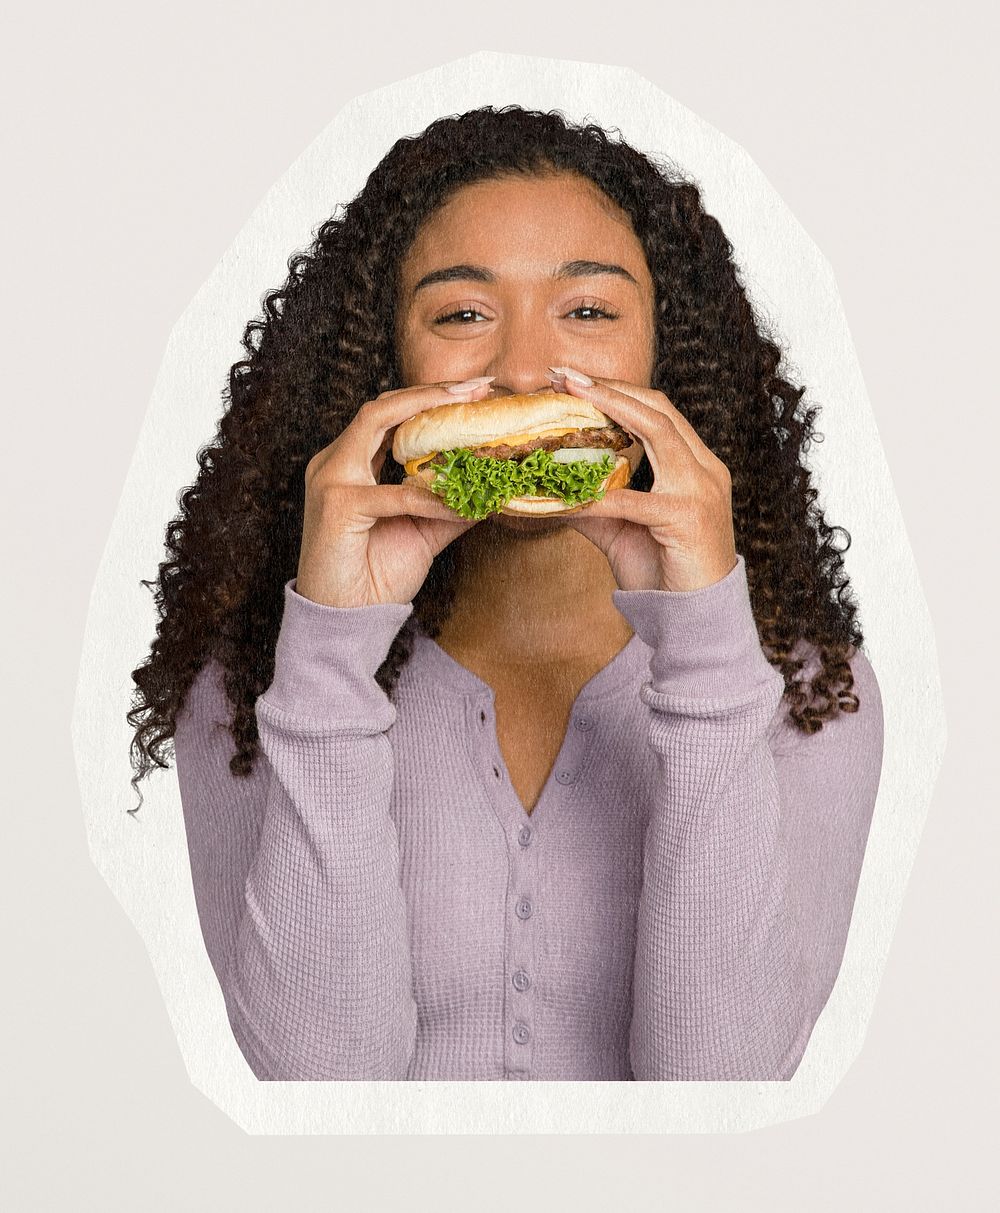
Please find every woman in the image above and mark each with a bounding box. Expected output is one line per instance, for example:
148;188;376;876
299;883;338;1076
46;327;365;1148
128;105;884;1082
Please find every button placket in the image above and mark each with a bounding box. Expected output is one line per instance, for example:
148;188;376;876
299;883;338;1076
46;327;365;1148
471;698;520;816
549;708;598;792
492;703;601;1080
505;812;539;1079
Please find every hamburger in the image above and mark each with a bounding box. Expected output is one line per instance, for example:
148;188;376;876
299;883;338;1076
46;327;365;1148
391;390;642;520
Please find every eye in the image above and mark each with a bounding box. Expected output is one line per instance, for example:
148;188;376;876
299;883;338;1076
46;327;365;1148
566;301;620;321
431;300;622;325
433;307;490;325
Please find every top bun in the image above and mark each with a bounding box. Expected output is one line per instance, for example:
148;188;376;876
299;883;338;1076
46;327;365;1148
391;390;616;465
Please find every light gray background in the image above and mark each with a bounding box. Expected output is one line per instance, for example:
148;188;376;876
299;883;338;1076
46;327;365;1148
4;0;995;1207
73;49;942;1137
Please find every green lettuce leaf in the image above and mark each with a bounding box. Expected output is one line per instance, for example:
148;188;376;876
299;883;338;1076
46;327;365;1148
427;447;617;521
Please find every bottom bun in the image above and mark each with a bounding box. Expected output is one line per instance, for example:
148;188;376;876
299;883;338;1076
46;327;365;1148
405;444;638;517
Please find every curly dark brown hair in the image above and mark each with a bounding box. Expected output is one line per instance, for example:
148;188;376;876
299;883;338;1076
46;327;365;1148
126;104;864;813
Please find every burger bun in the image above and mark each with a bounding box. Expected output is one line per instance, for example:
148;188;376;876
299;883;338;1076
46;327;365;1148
393;388;642;517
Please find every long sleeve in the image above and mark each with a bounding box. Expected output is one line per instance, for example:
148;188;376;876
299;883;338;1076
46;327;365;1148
173;579;418;1080
612;555;884;1081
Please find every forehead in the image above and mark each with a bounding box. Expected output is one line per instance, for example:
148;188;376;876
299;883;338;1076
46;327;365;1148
399;172;648;282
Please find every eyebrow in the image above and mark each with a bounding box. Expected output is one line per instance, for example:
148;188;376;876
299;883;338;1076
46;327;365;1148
411;259;640;294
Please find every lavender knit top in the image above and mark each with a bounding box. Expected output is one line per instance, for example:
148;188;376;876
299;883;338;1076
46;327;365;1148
173;554;884;1082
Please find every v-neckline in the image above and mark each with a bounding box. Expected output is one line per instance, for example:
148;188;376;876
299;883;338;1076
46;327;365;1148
409;630;650;824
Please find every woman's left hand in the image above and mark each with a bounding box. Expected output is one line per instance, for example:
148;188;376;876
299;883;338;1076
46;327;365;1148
547;369;738;593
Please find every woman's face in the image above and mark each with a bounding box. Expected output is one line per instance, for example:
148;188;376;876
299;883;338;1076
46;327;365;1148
394;171;657;533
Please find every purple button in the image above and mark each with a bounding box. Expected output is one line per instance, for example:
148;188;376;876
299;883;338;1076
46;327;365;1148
573;713;596;731
515;898;533;920
555;768;579;785
512;1022;530;1045
512;969;531;992
518;826;532;847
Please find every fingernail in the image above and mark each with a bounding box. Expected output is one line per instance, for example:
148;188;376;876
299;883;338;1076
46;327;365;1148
446;376;496;394
547;366;593;386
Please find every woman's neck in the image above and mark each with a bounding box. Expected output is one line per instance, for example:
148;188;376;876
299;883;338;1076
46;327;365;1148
434;518;634;671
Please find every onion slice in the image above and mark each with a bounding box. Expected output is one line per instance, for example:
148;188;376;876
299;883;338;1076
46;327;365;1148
549;447;613;464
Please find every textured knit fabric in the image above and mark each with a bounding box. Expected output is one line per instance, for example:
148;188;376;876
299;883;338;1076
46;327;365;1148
173;554;884;1081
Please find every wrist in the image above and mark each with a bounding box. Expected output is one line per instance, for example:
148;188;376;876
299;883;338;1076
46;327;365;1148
613;555;779;698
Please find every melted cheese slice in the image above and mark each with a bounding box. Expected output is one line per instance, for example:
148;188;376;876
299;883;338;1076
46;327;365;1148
403;426;582;476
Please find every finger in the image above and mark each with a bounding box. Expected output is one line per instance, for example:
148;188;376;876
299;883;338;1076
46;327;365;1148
561;511;626;552
328;379;497;486
594;378;721;469
346;482;481;525
411;512;482;559
549;374;699;487
549;373;713;481
566;487;681;530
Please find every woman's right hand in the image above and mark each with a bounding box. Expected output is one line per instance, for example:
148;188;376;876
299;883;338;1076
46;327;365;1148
294;379;493;607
